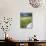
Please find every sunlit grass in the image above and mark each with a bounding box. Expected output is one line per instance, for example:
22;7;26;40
20;16;32;28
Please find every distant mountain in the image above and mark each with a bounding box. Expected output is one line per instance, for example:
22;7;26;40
20;13;32;17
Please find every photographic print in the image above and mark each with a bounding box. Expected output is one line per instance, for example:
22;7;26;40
20;12;32;29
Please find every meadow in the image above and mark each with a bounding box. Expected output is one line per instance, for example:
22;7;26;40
20;16;32;28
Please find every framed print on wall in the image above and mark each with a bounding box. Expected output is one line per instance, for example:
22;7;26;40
20;12;33;29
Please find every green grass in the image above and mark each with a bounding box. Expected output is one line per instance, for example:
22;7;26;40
20;16;32;28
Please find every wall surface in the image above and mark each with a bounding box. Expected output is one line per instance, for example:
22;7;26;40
0;0;46;40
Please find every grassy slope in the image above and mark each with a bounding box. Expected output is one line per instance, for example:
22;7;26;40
20;16;32;28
